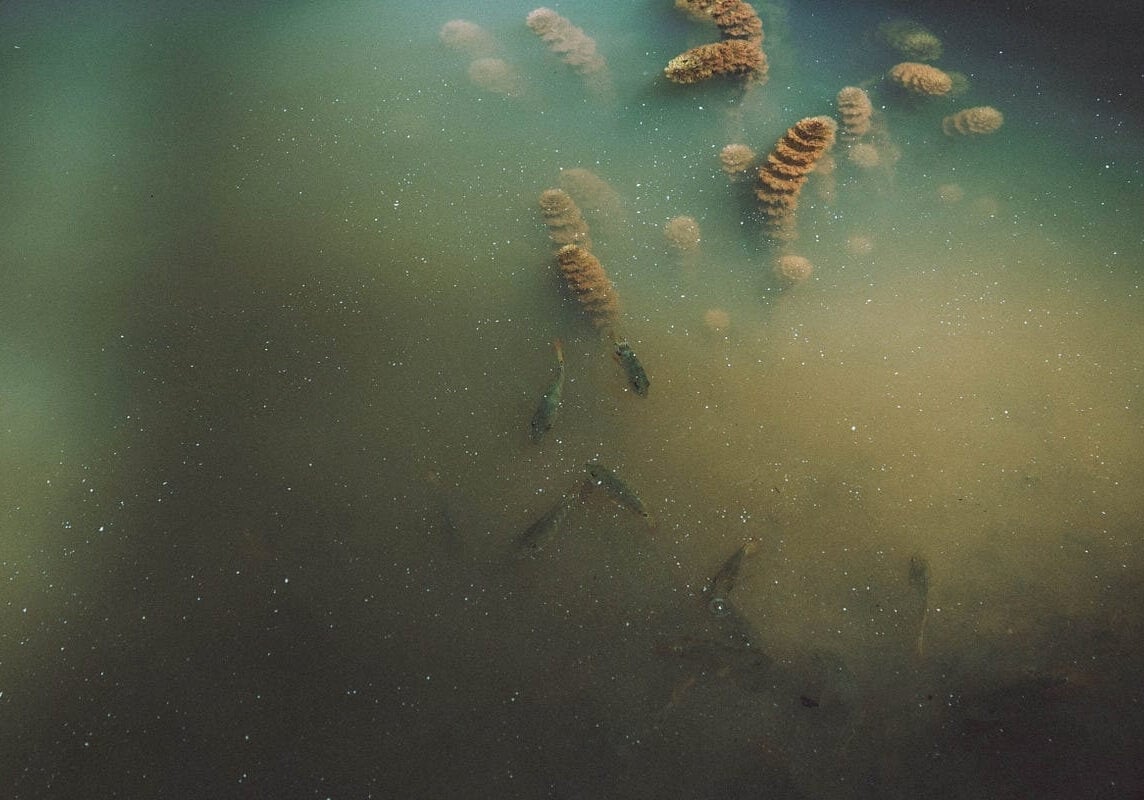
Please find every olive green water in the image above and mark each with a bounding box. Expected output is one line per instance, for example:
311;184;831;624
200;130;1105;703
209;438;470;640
2;1;1142;798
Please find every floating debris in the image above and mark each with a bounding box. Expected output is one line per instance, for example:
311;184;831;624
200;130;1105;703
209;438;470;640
909;554;930;657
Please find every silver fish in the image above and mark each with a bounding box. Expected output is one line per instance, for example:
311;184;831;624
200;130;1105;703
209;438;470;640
516;492;578;555
703;540;758;617
585;461;653;525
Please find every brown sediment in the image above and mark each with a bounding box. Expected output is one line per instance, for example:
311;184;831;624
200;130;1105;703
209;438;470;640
526;8;607;76
845;234;874;256
774;254;813;285
755;116;838;242
703;307;731;332
664;216;701;251
558;168;622;215
676;0;763;41
937;183;965;204
811;151;836;205
666;0;767;84
848;142;881;169
539;189;591;249
467;58;524;96
709;0;764;40
942;106;1004;136
675;0;718;16
876;19;943;61
889;62;952;96
665;39;765;84
439;19;496;58
836;86;873;137
556;244;621;330
719;143;756;175
709;2;764;41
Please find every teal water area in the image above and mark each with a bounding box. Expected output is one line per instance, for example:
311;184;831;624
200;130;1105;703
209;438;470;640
2;1;1142;797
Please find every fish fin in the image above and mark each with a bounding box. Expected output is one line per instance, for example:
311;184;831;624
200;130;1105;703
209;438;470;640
553;338;564;364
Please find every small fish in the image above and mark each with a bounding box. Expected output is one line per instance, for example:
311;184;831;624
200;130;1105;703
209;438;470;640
702;539;758;616
613;340;650;397
529;339;565;442
585;461;653;525
516;492;578;555
909;555;930;657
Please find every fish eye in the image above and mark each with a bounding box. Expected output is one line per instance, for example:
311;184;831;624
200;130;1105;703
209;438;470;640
708;597;729;617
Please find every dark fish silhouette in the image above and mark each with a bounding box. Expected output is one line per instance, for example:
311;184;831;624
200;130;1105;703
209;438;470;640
516;491;579;556
702;539;758;617
613;340;650;396
529;340;565;442
585;461;653;525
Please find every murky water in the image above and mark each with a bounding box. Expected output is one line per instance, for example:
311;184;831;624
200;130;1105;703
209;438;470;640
2;1;1142;797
